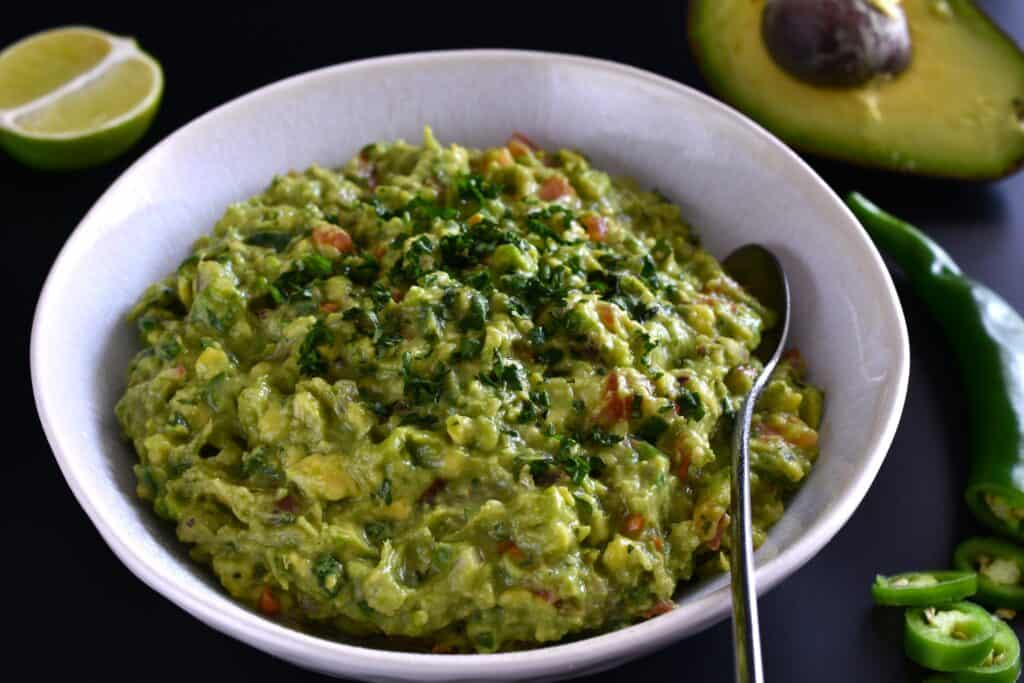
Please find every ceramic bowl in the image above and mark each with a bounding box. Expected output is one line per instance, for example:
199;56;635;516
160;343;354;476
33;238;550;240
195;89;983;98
31;50;909;682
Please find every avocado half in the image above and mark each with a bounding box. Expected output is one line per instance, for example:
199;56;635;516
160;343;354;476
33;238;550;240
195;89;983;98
688;0;1024;180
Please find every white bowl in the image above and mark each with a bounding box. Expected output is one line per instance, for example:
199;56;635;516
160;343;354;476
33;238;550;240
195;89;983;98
31;50;908;682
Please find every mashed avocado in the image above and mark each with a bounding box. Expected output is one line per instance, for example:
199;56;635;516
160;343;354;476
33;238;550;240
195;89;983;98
115;128;823;652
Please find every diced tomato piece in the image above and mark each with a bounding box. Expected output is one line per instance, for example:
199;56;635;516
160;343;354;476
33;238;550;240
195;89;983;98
480;148;514;172
791;430;818;448
531;588;558;604
538;176;574;201
431;643;458;654
642;600;675;619
258;587;281;616
621;513;645;537
497;540;524;561
509;131;539;150
598;373;630;425
313;225;355;254
506;132;539;160
782;348;806;373
320;302;340;313
508;138;531;158
583;214;608;242
597;302;617;331
707;514;730;551
653;536;664;552
467;213;484;226
677;453;691;482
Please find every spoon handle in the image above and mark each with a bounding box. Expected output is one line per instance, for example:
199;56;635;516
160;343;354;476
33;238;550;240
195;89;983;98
731;385;767;683
722;243;790;683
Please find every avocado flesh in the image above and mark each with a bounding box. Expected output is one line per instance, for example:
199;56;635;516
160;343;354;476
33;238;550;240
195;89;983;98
689;0;1024;179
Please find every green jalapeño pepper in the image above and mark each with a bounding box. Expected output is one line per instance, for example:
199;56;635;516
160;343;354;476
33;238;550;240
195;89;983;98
904;602;996;672
847;194;1024;541
954;537;1024;610
873;571;978;607
954;616;1022;683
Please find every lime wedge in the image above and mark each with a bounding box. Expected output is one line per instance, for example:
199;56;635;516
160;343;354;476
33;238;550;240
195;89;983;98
0;26;163;170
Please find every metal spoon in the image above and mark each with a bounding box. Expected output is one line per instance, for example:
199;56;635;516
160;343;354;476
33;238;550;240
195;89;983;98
721;244;791;683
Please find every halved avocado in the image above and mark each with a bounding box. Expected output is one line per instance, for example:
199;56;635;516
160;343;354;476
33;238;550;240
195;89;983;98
689;0;1024;179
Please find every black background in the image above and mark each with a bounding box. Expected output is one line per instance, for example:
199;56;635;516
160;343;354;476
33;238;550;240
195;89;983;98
7;2;1024;681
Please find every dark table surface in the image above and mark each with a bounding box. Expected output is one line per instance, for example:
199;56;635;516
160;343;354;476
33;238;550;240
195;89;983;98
7;2;1024;681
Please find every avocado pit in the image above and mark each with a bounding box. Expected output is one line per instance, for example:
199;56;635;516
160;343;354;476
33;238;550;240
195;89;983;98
762;0;912;87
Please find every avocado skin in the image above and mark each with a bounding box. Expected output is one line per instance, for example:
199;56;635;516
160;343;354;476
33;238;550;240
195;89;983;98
688;0;1024;181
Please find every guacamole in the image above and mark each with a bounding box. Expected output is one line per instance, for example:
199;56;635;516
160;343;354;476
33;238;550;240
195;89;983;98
115;128;823;652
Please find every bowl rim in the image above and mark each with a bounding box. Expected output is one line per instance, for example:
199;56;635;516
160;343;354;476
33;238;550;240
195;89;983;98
30;49;909;680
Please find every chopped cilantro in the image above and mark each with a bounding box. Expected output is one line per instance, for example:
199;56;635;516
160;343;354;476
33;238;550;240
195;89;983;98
342;306;379;337
402;351;447;405
675;388;705;421
635;416;669;444
652;238;672;261
634;330;657;356
465;270;494;293
272;253;335;303
453;337;484;361
518;389;550;423
391;235;435;284
556;437;592;485
440;221;523;271
461;291;490;331
370;284;393;309
312;554;345;596
400;413;439;429
525;217;566;245
631;394;644;419
478;352;525;392
298;320;334;376
240;447;283;485
156;338;181;361
640;255;660;289
587;428;623;447
364;520;393;545
499;262;570;312
378;478;393;505
456;173;503;203
244;231;294;252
